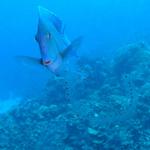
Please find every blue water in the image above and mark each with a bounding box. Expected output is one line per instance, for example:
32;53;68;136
0;0;150;149
0;0;150;96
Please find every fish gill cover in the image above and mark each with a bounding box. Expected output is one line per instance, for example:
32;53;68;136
0;42;150;149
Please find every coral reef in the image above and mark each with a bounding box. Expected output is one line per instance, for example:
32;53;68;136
0;42;150;149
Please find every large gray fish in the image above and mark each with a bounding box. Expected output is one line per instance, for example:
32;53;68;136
17;6;82;75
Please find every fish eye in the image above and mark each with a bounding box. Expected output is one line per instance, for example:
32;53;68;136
46;33;51;39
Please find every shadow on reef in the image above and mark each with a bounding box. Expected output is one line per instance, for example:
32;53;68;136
0;42;150;149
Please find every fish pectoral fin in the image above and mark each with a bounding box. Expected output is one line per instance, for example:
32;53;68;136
60;36;83;59
15;55;42;66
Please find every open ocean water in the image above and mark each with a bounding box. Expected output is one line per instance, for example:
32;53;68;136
0;0;150;149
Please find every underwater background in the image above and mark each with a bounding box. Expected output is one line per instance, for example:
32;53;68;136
0;0;150;149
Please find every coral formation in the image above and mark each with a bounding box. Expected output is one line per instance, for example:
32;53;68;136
0;42;150;149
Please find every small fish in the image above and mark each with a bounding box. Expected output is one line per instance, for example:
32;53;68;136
17;6;82;76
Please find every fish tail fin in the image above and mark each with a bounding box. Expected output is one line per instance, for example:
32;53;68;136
60;36;83;59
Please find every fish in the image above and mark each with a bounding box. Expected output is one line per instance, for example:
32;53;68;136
17;6;82;76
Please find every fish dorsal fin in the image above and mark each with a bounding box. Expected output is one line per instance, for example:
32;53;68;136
49;12;65;34
38;6;65;34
